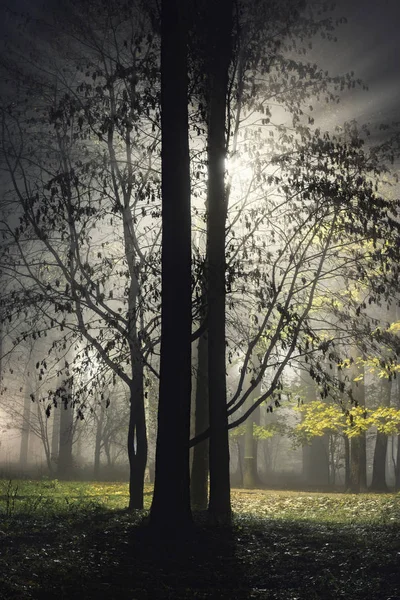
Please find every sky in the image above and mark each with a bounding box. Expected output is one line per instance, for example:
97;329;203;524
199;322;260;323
312;0;400;126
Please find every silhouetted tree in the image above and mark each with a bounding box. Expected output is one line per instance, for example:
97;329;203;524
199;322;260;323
150;0;192;529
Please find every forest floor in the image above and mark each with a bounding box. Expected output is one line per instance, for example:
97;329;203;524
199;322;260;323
0;480;399;599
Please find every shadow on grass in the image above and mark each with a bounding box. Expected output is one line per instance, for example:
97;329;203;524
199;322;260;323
234;517;400;599
1;509;399;599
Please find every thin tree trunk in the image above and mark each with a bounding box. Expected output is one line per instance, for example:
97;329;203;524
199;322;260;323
19;385;31;469
206;0;233;526
36;398;53;474
150;0;192;529
243;387;260;489
349;436;361;493
395;435;400;491
191;332;209;510
307;436;330;487
58;378;74;480
344;435;350;489
128;355;148;510
237;438;244;487
349;356;367;492
51;403;60;468
93;399;105;479
370;379;391;491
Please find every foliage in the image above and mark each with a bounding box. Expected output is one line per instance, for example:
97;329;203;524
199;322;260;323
229;422;287;440
295;400;400;441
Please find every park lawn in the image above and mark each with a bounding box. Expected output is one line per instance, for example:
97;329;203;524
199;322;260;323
0;480;399;599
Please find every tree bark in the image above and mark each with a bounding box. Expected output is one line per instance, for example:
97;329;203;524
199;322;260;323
94;398;105;479
51;403;60;468
150;0;192;529
243;377;261;489
344;435;350;489
206;0;234;526
128;354;147;510
349;436;362;493
190;332;209;510
395;434;400;491
349;359;367;493
19;385;31;469
370;379;391;491
58;378;74;480
304;436;330;487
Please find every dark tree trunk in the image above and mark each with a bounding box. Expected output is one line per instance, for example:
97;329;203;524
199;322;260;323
349;358;367;493
228;436;244;487
150;0;192;529
103;438;112;468
350;430;368;492
349;435;363;493
243;391;261;489
93;399;105;480
303;436;330;487
51;403;60;467
300;368;329;487
58;380;74;480
370;379;391;491
359;431;367;491
395;435;400;491
206;0;233;526
344;435;350;489
19;385;31;469
371;431;389;491
128;356;148;510
191;332;209;510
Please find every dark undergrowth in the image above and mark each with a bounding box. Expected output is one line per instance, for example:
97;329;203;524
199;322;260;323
0;482;399;599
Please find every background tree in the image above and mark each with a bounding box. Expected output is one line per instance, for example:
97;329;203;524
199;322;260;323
0;0;162;508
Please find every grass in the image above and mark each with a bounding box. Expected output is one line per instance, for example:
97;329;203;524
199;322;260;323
1;480;399;599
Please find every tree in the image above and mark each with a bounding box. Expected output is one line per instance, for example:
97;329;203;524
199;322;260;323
242;354;262;489
204;0;234;525
370;378;391;491
190;331;209;509
56;375;75;480
349;355;367;492
149;0;192;529
0;0;161;507
189;0;367;517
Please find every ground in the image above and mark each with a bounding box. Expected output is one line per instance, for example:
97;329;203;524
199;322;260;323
0;480;399;599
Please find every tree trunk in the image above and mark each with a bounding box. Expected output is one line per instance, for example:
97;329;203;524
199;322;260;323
349;436;361;493
51;403;60;468
150;0;192;529
58;379;74;480
349;357;367;493
237;438;244;487
300;367;329;487
128;356;148;510
93;399;105;479
371;430;389;491
243;383;261;489
395;435;400;491
344;435;350;489
370;379;391;491
191;332;209;510
243;417;257;488
19;385;31;469
304;436;330;488
206;0;233;526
